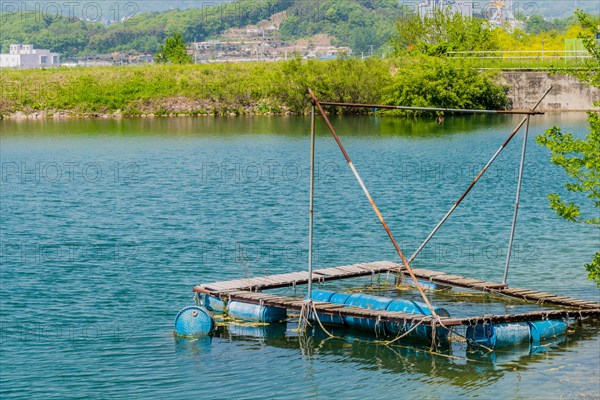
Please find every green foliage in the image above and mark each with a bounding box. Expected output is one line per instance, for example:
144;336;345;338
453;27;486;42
0;11;103;56
279;0;402;54
277;56;392;114
391;9;499;56
0;0;402;57
0;56;507;117
0;0;292;56
536;120;600;226
536;10;600;286
524;14;577;35
382;57;508;113
585;253;600;287
155;33;192;64
569;10;600;87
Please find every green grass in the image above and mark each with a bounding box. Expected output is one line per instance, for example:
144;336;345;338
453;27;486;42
448;55;593;70
0;57;508;117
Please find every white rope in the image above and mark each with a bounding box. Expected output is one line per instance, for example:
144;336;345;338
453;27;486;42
298;300;313;333
310;301;336;338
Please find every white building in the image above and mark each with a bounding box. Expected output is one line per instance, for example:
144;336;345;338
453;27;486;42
0;44;60;68
417;0;474;18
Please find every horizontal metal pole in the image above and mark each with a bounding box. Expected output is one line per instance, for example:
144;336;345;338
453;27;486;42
448;50;591;54
318;102;544;115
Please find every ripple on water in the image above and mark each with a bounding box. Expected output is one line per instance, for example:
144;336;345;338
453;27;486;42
1;115;598;399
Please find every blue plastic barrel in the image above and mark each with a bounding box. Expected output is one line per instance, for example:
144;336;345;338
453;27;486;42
228;322;287;339
466;319;569;348
407;279;452;291
309;289;350;325
227;301;287;322
344;294;393;332
330;292;352;304
310;289;335;302
310;290;452;341
529;319;567;344
385;299;451;340
204;295;226;312
174;306;214;337
467;323;532;348
385;298;450;317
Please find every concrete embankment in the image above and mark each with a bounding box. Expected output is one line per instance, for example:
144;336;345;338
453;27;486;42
501;71;599;111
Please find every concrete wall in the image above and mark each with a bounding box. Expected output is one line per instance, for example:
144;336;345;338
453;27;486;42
500;71;599;111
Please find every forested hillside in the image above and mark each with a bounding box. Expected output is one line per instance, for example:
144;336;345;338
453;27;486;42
0;0;405;56
0;0;596;57
0;0;292;56
6;0;596;18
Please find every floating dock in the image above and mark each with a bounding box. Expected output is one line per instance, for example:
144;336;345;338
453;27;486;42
194;261;600;328
179;87;600;347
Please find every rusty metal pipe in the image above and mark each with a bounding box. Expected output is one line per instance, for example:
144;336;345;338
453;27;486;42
318;101;545;115
307;105;316;299
307;88;440;321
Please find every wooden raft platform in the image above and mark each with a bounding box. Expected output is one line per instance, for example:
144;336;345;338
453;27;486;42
195;260;600;311
197;289;600;327
199;261;397;292
194;261;600;327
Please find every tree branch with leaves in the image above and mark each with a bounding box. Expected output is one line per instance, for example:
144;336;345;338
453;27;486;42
536;10;600;286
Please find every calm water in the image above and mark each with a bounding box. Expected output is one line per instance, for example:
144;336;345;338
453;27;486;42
1;114;599;399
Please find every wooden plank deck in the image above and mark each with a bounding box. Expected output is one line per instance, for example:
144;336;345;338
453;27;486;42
199;289;600;327
199;261;398;292
194;261;600;311
400;269;600;310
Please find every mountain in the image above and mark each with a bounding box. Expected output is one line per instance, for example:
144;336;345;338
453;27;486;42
6;0;597;18
0;0;596;57
0;0;403;56
532;0;598;18
2;1;233;17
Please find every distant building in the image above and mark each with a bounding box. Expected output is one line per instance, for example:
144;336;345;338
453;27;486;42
486;0;519;30
0;44;60;68
417;0;474;18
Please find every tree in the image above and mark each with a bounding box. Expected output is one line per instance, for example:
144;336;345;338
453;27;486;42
391;9;499;56
383;56;508;112
535;11;600;286
154;32;193;64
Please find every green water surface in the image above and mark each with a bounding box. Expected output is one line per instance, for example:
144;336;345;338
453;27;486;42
1;114;598;399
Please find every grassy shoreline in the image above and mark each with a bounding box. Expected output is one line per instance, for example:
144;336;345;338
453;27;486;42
0;58;508;120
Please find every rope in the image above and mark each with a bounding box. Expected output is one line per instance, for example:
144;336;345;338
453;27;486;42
443;324;494;353
384;339;483;363
298;305;496;363
310;301;336;338
298;299;313;333
382;318;427;345
430;319;438;350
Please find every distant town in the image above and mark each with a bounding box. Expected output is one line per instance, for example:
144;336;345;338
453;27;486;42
0;0;530;69
0;11;355;69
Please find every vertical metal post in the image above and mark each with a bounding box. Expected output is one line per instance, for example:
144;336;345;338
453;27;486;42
504;116;530;285
307;104;316;300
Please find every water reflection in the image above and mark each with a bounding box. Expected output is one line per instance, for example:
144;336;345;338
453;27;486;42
0;114;516;138
175;320;597;389
174;335;213;357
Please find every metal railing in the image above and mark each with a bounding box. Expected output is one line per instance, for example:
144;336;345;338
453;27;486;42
447;50;593;70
